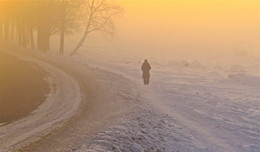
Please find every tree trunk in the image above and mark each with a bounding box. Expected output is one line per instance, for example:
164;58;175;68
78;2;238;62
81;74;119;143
59;28;65;55
25;27;30;47
37;24;50;52
29;27;34;49
4;19;9;41
9;23;15;42
18;25;26;47
0;18;2;39
70;2;95;56
70;31;88;56
17;25;22;45
70;17;92;56
59;0;65;55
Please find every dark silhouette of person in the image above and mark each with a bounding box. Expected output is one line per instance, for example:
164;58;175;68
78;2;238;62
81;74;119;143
141;59;151;85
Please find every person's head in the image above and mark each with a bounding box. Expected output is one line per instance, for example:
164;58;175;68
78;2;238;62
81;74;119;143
144;59;148;62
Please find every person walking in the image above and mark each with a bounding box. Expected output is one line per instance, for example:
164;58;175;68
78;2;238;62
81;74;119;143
141;59;151;85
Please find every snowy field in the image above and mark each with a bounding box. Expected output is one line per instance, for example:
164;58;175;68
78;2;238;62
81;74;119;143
1;45;259;152
72;50;260;152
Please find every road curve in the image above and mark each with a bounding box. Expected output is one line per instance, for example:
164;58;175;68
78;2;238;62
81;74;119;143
0;48;82;152
0;45;135;152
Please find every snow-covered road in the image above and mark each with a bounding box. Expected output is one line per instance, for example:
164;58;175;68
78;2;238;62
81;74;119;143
0;46;141;152
0;48;81;152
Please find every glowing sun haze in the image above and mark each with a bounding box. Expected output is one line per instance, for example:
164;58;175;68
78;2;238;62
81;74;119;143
89;0;259;63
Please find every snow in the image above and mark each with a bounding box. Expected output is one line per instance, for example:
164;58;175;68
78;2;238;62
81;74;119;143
0;49;82;152
230;65;246;73
226;73;260;87
130;143;144;152
0;44;259;152
71;51;260;152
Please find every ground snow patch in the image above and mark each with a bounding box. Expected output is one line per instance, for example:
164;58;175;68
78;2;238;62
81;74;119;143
74;108;180;152
230;65;246;73
130;143;144;152
228;73;260;87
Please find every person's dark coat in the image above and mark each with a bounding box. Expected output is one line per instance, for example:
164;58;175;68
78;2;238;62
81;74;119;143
141;61;151;78
141;60;151;85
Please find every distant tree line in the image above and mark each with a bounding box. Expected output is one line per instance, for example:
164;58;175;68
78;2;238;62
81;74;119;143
0;0;122;55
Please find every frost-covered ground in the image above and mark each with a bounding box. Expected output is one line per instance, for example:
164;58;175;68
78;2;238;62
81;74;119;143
1;44;259;152
73;51;260;152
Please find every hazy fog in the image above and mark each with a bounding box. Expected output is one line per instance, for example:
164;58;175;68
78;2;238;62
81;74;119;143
78;0;259;65
3;0;257;65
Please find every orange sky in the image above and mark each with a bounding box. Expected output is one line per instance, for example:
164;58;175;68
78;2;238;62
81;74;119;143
90;0;259;61
117;0;260;54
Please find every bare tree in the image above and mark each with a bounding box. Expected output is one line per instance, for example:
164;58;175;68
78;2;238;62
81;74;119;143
70;0;123;55
0;0;120;55
58;0;85;55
